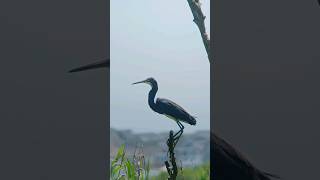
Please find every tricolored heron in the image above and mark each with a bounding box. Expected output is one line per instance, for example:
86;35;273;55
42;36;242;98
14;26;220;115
69;59;109;73
132;77;196;143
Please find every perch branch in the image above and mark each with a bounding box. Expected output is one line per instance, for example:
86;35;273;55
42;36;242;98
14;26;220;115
165;130;178;180
186;0;212;63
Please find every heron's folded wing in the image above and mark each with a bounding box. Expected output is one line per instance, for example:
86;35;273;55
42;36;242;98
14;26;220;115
156;98;192;118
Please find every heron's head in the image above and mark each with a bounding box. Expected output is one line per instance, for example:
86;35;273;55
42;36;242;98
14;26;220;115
132;77;158;88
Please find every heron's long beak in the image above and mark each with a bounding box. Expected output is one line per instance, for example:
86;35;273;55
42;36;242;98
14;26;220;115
69;59;110;73
132;80;147;85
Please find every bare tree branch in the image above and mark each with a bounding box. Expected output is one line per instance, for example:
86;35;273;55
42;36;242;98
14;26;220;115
163;1;211;179
186;0;212;63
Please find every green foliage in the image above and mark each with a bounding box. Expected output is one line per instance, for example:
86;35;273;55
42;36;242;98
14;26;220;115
151;163;210;180
110;144;150;180
111;145;210;180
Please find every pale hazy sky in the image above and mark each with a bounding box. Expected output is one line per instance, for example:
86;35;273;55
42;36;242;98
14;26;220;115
110;0;210;133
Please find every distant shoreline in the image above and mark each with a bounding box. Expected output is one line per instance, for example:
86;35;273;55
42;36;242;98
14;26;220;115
110;127;210;135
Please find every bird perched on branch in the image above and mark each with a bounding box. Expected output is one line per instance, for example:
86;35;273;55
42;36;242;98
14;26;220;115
133;77;196;143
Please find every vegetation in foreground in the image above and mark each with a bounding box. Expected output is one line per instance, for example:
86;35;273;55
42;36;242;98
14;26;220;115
110;144;210;180
111;144;150;180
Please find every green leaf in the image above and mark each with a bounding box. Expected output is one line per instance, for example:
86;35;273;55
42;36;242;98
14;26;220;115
112;144;125;168
111;165;122;180
125;160;135;178
145;160;150;180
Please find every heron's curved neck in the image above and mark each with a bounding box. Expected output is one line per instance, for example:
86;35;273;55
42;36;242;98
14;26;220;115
148;85;158;112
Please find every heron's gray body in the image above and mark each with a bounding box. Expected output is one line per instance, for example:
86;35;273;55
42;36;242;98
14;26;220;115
156;98;196;125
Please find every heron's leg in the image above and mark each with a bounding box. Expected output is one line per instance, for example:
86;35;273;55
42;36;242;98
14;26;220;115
173;134;182;147
174;122;184;138
173;121;184;146
179;121;184;130
173;121;183;138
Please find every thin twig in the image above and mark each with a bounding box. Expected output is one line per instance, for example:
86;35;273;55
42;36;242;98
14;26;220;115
186;0;212;63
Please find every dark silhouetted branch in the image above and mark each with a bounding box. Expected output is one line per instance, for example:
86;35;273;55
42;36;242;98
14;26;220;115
165;130;178;180
186;0;212;63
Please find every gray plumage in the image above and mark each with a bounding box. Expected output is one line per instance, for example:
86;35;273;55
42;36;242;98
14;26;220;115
156;98;196;125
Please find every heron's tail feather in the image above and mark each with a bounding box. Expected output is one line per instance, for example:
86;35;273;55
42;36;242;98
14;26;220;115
188;115;197;125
